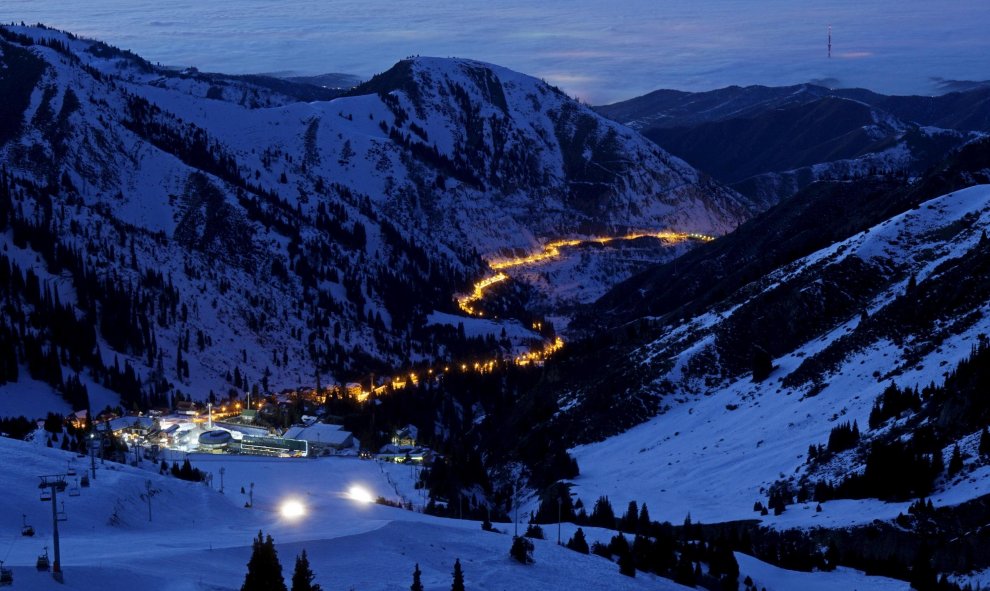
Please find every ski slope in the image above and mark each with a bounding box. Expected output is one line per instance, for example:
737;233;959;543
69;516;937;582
0;436;911;590
569;185;990;527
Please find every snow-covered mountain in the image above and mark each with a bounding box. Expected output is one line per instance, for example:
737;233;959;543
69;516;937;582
0;24;751;413
518;143;990;584
568;180;990;505
5;21;990;591
548;137;990;441
597;84;989;204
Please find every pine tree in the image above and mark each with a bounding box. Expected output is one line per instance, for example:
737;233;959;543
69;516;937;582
751;345;773;382
510;536;534;564
566;528;589;554
590;495;615;529
637;503;651;533
451;558;465;591
181;458;194;480
673;551;696;587
290;550;321;591
824;541;840;571
931;448;944;477
410;563;424;591
620;500;638;533
909;544;936;591
241;531;287;591
618;548;636;577
979;426;990;457
948;445;964;476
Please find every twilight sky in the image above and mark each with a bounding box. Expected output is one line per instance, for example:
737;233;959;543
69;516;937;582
7;0;989;104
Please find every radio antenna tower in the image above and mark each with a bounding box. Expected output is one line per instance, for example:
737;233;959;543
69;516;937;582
827;24;832;58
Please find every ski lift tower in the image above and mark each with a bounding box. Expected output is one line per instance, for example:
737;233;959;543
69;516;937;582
38;474;67;582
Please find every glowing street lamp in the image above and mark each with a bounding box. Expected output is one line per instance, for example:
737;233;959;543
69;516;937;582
280;499;306;520
347;485;374;504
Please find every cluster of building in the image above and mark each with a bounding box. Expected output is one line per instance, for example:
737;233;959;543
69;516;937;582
105;408;357;459
105;405;433;464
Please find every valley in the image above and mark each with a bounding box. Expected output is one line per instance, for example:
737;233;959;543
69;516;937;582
2;17;990;591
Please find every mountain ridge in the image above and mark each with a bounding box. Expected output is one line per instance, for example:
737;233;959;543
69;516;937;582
0;24;749;413
596;82;989;204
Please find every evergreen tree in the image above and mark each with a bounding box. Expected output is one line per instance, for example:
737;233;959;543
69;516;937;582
618;548;636;577
620;500;638;533
410;563;423;591
637;503;651;533
510;536;534;564
824;541;840;571
980;426;990;457
751;345;773;382
451;558;465;591
931;448;944;478
909;544;936;591
673;551;696;587
566;528;589;554
181;458;194;480
948;445;963;476
290;550;321;591
241;531;287;591
590;495;616;529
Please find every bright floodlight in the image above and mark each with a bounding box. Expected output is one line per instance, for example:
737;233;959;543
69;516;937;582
280;499;306;519
348;485;374;504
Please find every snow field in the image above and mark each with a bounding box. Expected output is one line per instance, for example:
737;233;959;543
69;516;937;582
0;435;928;590
569;185;990;529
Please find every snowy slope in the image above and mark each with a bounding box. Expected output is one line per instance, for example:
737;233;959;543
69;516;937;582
734;127;986;204
565;184;990;525
0;436;690;591
0;25;752;415
0;435;912;591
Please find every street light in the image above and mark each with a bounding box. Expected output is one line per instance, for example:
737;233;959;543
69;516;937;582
347;485;374;504
280;499;306;520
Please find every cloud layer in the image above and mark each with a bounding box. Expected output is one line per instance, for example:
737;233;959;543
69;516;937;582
8;0;988;103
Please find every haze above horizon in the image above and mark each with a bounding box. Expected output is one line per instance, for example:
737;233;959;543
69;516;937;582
6;0;988;104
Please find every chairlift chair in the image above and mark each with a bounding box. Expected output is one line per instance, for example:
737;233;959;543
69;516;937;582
21;514;34;537
0;561;13;586
56;502;67;522
40;489;52;502
80;474;90;488
66;461;77;476
68;479;81;497
36;548;50;571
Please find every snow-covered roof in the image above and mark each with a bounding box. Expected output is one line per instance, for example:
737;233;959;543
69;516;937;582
215;422;268;437
108;416;155;431
395;424;418;440
284;423;353;446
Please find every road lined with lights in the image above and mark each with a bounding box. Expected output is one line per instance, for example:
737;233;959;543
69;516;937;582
327;230;718;399
457;230;714;316
449;229;715;369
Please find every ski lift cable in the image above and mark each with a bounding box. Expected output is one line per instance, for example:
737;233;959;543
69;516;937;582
2;526;18;562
